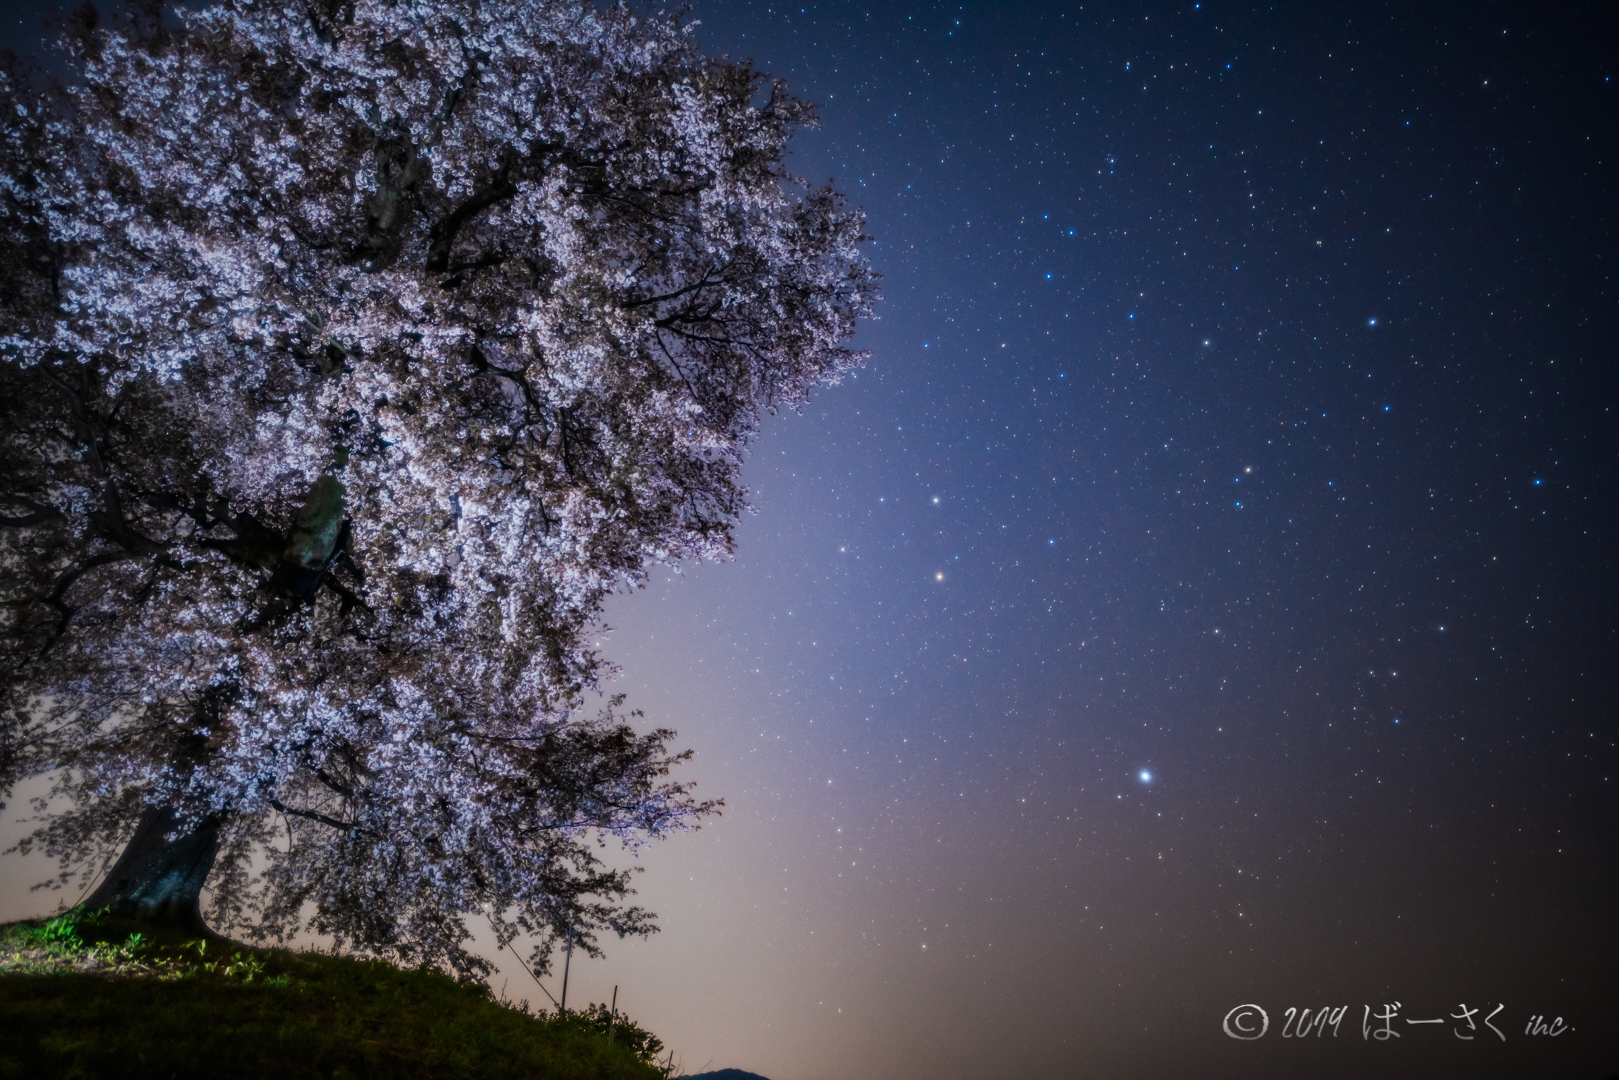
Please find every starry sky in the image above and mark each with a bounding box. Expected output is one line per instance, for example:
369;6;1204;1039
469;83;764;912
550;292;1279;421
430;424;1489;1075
3;3;1617;1079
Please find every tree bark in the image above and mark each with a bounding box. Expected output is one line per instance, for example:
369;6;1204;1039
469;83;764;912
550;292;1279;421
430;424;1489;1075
82;806;222;934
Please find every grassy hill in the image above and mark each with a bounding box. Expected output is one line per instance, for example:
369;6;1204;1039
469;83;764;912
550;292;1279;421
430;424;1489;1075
0;909;667;1080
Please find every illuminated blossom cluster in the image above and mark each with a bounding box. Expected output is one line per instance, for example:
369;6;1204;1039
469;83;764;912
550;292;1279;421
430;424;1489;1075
0;0;873;976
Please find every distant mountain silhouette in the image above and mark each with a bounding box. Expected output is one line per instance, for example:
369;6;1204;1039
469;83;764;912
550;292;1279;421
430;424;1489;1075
682;1071;774;1080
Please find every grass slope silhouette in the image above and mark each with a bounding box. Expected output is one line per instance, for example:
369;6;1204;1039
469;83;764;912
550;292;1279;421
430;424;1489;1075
0;909;666;1080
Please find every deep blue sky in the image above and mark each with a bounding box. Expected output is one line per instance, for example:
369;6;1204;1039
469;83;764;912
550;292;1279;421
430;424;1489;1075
1;3;1615;1078
595;4;1619;1077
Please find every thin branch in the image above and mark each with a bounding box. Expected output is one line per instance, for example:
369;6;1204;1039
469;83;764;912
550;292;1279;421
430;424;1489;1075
269;797;372;836
622;268;724;310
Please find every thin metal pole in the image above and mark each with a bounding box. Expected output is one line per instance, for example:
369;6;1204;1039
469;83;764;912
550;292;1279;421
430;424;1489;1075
609;984;618;1045
560;924;574;1013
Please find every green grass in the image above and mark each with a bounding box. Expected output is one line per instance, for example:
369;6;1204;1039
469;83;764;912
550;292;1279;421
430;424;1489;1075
0;909;669;1080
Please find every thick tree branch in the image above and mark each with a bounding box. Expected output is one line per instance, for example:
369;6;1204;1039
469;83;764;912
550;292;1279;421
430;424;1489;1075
426;153;519;273
0;498;61;527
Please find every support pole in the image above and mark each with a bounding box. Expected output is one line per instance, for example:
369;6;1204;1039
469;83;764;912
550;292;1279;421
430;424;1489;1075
560;924;574;1013
609;984;618;1045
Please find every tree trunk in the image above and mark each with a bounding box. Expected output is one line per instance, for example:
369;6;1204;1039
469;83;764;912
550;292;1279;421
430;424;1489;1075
82;806;222;934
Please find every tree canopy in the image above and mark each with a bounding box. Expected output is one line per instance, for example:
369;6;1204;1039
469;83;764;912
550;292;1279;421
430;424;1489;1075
0;0;874;977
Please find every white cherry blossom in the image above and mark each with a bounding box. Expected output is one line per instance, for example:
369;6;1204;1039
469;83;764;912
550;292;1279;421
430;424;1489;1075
0;0;874;978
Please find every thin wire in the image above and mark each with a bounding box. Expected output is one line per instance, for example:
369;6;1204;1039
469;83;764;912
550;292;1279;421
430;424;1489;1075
487;917;561;1011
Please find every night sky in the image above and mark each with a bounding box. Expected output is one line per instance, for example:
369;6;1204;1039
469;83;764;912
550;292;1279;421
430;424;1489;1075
2;3;1617;1079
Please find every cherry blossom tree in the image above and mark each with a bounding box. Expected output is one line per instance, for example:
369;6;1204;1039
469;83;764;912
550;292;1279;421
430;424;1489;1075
0;0;873;978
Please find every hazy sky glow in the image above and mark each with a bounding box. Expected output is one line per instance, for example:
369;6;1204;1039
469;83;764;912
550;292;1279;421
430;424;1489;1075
2;3;1615;1079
